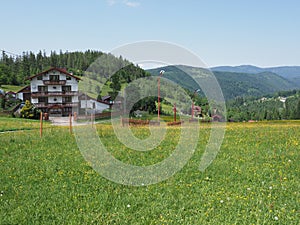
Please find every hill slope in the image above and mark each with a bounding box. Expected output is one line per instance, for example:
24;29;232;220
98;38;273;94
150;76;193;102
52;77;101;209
148;65;296;100
211;65;300;86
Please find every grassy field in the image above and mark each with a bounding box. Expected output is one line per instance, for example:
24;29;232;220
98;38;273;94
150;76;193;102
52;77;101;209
0;119;299;224
0;85;23;93
0;117;51;132
78;77;112;99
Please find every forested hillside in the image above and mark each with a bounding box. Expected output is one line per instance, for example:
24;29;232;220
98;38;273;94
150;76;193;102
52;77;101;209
0;50;148;87
0;50;152;99
0;50;107;86
214;71;295;99
212;65;300;86
148;65;296;100
227;90;300;121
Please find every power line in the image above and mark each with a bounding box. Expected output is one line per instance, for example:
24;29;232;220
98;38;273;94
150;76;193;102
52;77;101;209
1;49;20;57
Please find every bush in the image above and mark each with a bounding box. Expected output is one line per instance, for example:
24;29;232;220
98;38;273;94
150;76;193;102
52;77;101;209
20;100;40;119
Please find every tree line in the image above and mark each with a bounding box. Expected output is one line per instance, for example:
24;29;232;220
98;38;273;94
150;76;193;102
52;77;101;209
226;90;300;121
0;50;105;86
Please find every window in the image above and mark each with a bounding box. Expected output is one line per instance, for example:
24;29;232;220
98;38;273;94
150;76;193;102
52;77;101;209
50;75;59;81
37;75;42;80
50;108;62;114
63;96;72;103
66;76;71;80
64;107;72;112
62;86;71;92
38;86;48;92
38;97;48;103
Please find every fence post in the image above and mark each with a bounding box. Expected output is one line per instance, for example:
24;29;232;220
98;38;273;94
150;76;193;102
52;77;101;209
69;113;72;134
40;112;43;138
91;112;94;127
74;112;77;121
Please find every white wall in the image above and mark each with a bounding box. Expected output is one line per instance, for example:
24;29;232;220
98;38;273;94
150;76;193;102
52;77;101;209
60;74;66;80
95;101;110;112
66;78;79;91
80;99;110;113
48;96;62;103
73;96;79;102
16;93;23;101
48;85;62;92
31;79;43;92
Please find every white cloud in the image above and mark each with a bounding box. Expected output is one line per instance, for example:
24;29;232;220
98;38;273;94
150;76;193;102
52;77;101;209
107;0;117;6
138;62;167;70
123;1;140;7
107;0;140;7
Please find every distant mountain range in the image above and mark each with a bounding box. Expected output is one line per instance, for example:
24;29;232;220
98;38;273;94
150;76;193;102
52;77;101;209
211;65;300;86
147;65;300;100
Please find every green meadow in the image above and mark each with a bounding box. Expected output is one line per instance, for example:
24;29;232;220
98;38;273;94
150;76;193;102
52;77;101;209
0;118;299;224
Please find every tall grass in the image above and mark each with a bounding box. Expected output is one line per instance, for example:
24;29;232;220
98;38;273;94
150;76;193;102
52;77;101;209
0;120;299;224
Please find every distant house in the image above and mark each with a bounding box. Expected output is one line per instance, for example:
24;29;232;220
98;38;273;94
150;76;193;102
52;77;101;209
24;67;81;116
5;91;16;99
212;114;222;122
212;108;223;122
194;106;202;117
101;95;112;103
79;92;112;114
278;96;287;103
16;85;31;101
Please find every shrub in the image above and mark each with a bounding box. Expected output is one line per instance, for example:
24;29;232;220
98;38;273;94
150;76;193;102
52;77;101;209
20;100;40;119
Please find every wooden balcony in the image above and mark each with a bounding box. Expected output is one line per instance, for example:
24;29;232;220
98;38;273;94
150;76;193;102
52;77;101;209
43;80;66;85
62;102;79;107
35;102;79;108
32;91;78;97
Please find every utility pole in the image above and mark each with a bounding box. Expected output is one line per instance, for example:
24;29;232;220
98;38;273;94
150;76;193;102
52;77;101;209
157;70;165;122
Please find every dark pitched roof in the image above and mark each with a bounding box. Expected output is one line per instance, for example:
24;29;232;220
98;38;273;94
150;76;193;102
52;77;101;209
25;67;81;81
6;91;16;95
16;85;31;93
101;95;111;101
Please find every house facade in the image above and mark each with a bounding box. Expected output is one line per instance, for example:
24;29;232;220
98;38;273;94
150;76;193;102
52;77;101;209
26;68;81;116
78;93;111;114
16;85;31;101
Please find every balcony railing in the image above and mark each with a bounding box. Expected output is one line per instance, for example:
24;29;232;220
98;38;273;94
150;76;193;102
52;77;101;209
43;80;66;85
32;91;78;97
35;102;79;108
62;102;79;107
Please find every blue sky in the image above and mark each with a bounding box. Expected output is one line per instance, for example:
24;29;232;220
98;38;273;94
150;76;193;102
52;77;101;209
1;0;300;67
